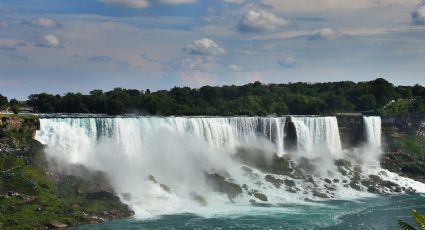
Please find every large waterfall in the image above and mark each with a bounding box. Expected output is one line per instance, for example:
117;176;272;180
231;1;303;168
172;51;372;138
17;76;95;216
35;115;425;218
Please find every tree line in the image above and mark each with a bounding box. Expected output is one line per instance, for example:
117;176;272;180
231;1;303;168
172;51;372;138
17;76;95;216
2;78;425;116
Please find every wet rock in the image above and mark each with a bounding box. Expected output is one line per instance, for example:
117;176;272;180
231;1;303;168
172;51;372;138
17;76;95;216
349;182;361;191
286;187;297;193
333;179;339;183
264;175;283;188
234;148;292;175
379;171;388;177
160;184;170;192
367;186;379;194
242;184;248;190
190;192;207;206
148;175;157;183
335;159;352;168
284;179;296;187
368;175;382;183
205;173;242;200
325;185;336;191
342;179;348;183
313;191;329;199
324;178;332;184
361;180;371;187
253;192;268;202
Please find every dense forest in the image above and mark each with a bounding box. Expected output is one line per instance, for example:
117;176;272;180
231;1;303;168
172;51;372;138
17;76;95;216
2;78;425;116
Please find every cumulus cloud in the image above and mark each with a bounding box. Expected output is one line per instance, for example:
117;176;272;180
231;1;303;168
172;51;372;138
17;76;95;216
308;28;341;40
412;5;425;25
0;39;26;51
237;9;290;33
183;38;226;56
22;17;61;28
100;0;196;8
35;34;63;48
278;55;296;68
228;64;243;71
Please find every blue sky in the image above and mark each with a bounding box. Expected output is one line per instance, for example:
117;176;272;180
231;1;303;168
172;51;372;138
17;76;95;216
1;0;425;99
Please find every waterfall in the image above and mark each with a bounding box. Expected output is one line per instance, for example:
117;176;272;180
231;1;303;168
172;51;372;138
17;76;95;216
361;116;382;165
36;117;286;158
291;116;342;159
363;116;382;149
35;115;425;218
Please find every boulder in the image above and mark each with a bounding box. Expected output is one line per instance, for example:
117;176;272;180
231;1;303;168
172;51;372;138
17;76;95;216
253;192;268;202
205;173;242;200
264;175;283;188
313;191;329;199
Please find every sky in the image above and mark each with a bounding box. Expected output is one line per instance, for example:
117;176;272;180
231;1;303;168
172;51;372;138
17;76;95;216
1;0;425;99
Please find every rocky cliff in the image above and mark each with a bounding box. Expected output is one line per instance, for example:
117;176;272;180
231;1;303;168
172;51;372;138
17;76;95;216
336;114;425;183
381;116;425;183
0;115;134;229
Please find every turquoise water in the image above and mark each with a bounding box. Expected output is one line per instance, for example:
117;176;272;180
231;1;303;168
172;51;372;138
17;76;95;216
69;194;425;230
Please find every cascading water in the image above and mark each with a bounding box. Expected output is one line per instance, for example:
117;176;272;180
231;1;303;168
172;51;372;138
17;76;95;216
363;116;382;149
291;116;343;159
361;116;383;166
35;115;425;218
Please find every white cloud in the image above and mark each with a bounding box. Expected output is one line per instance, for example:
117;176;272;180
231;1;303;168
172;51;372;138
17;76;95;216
23;17;61;28
183;38;226;56
412;5;425;25
36;34;62;48
100;0;196;8
228;64;243;71
261;0;420;13
308;28;341;40
180;71;218;87
222;0;244;4
237;9;289;33
181;56;212;70
278;56;296;68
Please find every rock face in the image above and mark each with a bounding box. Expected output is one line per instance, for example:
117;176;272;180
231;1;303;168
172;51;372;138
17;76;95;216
205;173;242;200
381;115;425;183
336;114;365;149
0;115;134;229
0;115;39;137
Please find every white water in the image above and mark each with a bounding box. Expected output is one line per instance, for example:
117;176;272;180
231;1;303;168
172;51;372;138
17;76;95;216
291;116;343;159
362;116;383;165
35;115;425;218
